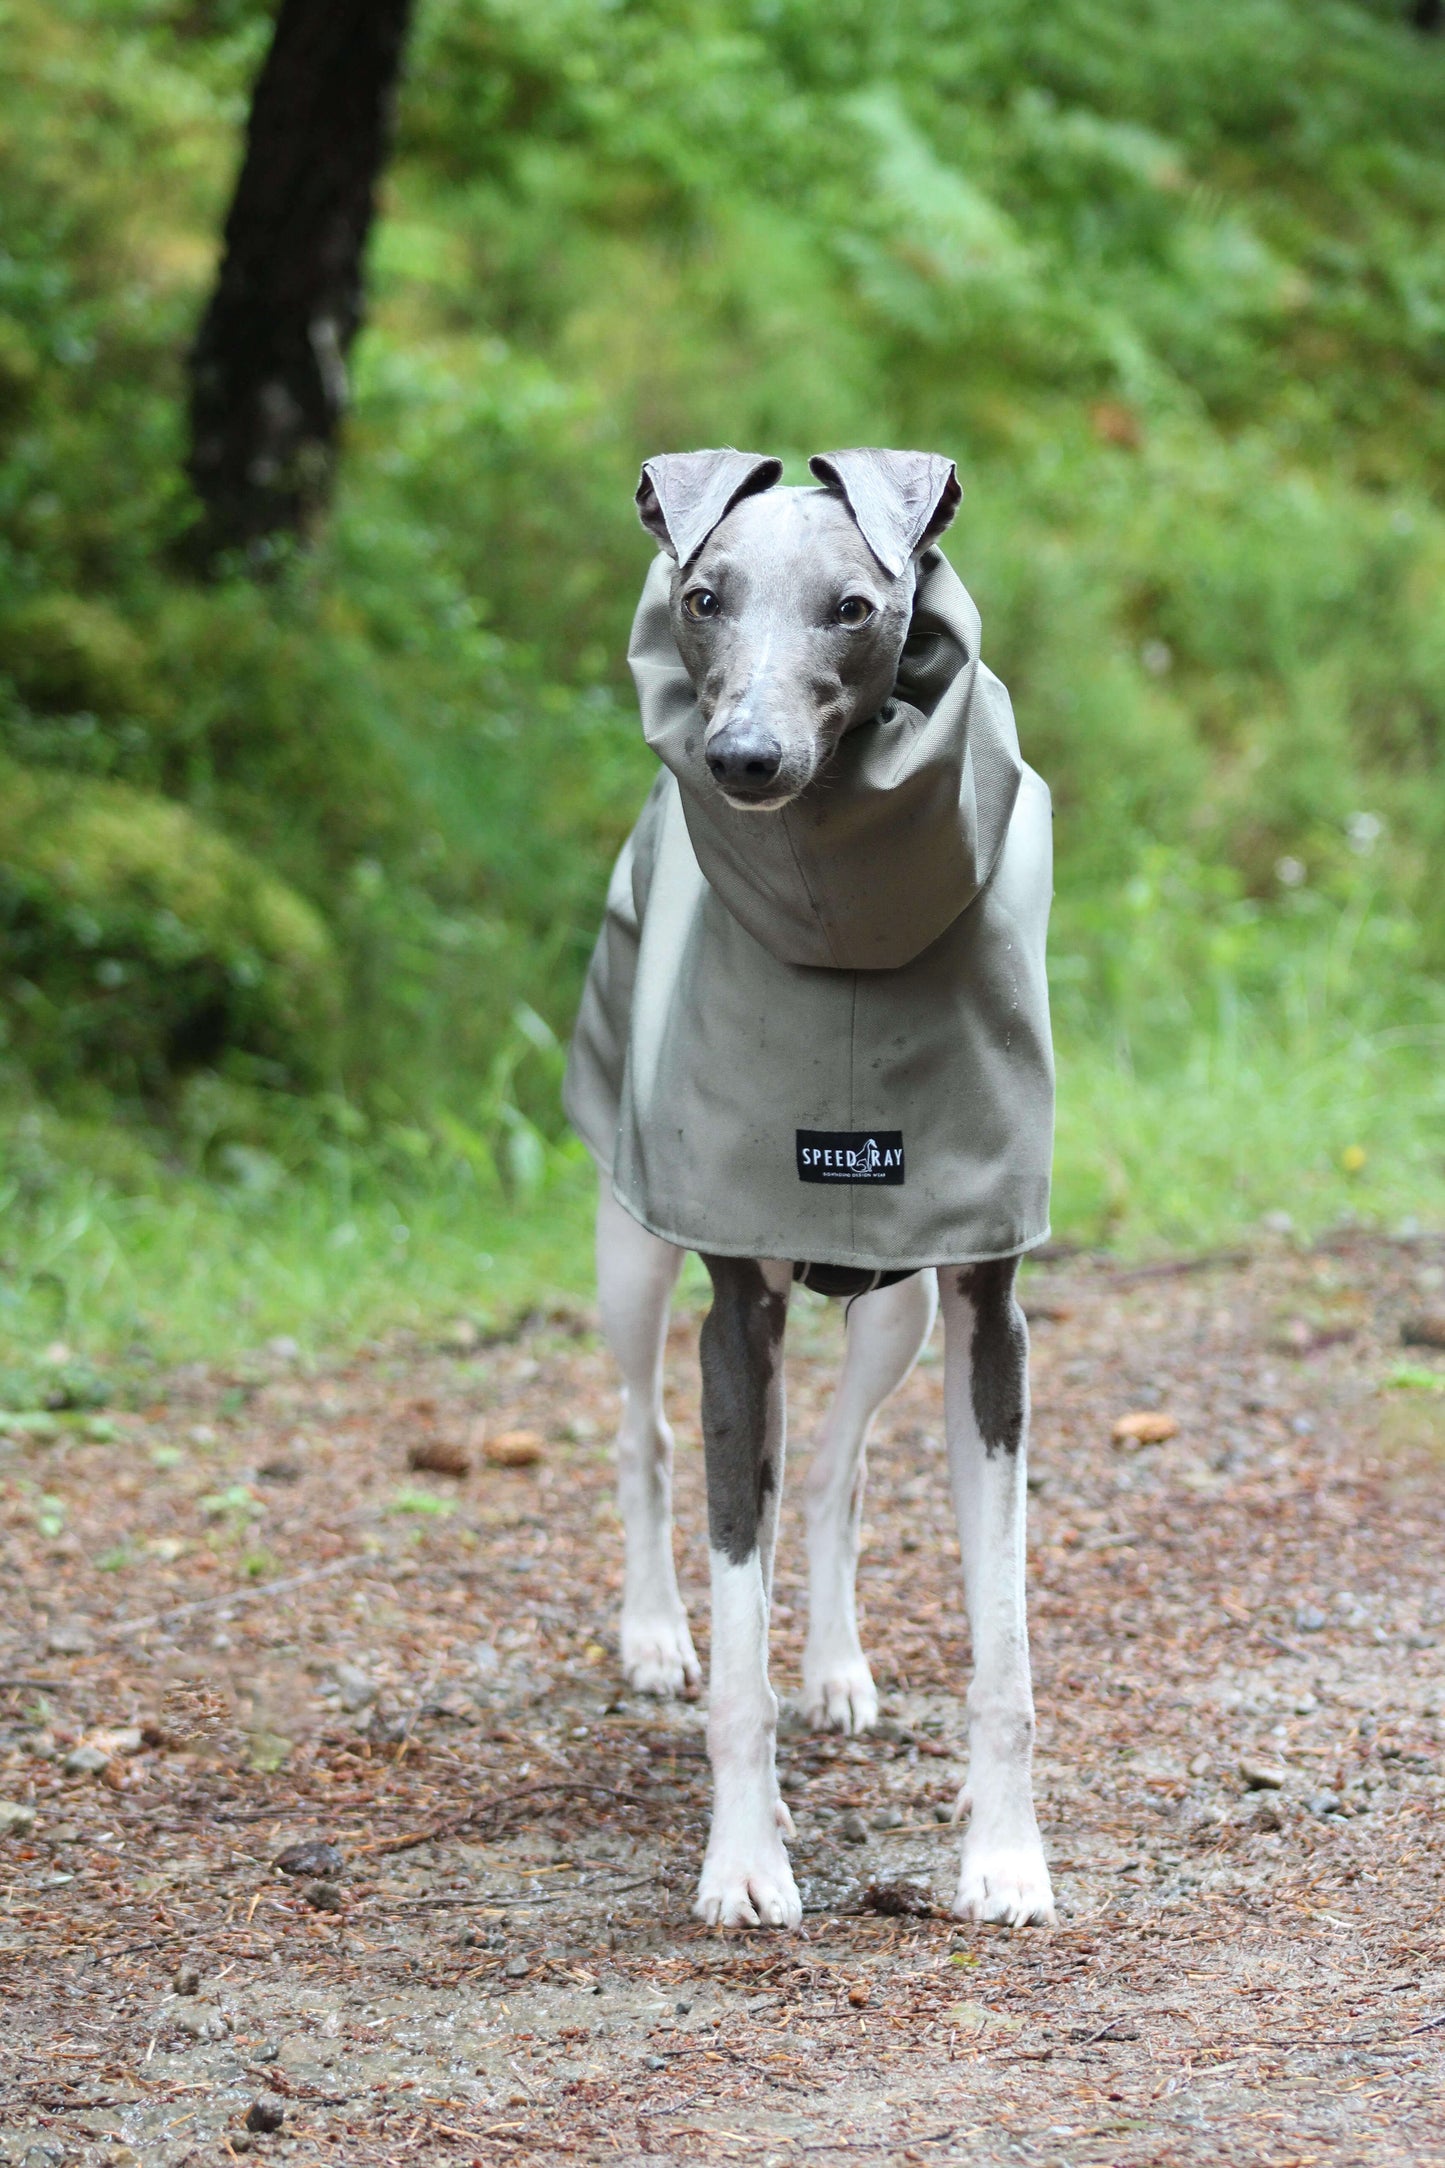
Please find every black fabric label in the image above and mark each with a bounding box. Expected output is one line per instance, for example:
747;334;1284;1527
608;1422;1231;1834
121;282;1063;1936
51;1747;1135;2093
796;1131;905;1185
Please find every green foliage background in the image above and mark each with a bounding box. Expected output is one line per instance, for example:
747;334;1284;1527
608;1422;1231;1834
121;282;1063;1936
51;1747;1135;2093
2;0;1444;1361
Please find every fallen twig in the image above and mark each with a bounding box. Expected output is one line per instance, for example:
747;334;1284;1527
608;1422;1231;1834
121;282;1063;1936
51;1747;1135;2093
1075;2018;1142;2046
109;1553;372;1637
799;2132;957;2154
392;1893;560;1909
1111;1249;1251;1285
357;1781;651;1857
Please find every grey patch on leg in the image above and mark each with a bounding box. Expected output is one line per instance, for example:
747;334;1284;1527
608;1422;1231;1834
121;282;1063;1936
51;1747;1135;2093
956;1258;1027;1456
699;1255;788;1565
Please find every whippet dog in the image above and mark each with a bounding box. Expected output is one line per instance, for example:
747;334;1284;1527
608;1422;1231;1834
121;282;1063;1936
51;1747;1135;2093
591;457;1055;1932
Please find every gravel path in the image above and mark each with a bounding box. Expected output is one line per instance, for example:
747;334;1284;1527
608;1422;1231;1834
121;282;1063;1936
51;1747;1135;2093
2;1232;1443;2165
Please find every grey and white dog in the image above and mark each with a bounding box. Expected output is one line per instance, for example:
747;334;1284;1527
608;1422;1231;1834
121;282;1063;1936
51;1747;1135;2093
590;450;1054;1931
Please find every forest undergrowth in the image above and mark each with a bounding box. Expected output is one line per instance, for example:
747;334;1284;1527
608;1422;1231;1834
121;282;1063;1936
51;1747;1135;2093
3;0;1445;1372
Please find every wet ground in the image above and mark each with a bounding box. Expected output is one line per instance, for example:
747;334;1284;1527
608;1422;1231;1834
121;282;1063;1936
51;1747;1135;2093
2;1230;1443;2165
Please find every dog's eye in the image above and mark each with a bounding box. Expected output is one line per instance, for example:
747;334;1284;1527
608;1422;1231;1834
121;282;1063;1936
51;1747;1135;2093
682;589;720;622
835;596;874;627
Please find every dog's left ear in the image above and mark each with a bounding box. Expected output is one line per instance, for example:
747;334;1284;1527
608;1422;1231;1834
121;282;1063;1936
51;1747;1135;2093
636;449;784;564
808;449;961;577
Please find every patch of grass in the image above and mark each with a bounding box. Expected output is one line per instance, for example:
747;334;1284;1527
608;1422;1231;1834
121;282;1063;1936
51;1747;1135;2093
1386;1365;1445;1394
389;1488;456;1518
3;875;1442;1376
0;1127;597;1370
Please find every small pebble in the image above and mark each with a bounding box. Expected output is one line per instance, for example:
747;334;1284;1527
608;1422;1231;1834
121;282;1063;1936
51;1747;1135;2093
1111;1410;1179;1448
47;1621;93;1657
645;2054;666;2070
1239;1756;1287;1791
173;1963;201;1996
63;1744;110;1777
863;1879;934;1918
1254;1798;1285;1831
305;1878;344;1912
838;1811;869;1844
408;1436;472;1477
331;1663;377;1712
1294;1604;1327;1633
504;1953;530;1978
245;2096;286;2134
870;1806;904;1832
847;1983;870;2008
173;2003;227;2040
0;1800;37;1835
674;1999;691;2015
485;1429;545;1468
275;1838;343;1877
932;1803;954;1824
1308;1792;1343;1818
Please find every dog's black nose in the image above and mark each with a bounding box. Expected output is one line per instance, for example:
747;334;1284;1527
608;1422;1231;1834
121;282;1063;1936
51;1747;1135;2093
706;726;784;797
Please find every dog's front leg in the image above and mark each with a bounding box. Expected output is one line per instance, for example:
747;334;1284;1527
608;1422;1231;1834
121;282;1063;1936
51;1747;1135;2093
941;1261;1056;1928
695;1254;801;1929
595;1186;699;1695
803;1272;937;1734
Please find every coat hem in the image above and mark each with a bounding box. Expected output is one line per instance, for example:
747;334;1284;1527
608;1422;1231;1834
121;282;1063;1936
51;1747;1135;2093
607;1174;1050;1269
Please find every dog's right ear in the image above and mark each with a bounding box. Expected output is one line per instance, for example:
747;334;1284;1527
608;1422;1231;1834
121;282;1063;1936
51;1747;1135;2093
636;449;783;564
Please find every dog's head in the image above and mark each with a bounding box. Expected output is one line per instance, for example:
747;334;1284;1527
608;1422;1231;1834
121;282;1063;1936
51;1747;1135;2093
636;447;961;811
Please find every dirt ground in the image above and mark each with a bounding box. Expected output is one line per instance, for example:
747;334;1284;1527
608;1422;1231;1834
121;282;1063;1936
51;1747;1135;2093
2;1231;1443;2167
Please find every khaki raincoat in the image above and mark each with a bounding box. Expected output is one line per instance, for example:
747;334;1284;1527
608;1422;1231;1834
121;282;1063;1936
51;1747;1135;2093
564;547;1054;1271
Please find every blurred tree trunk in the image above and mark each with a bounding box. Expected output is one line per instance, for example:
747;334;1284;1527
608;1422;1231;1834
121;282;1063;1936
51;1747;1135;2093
1413;0;1441;31
184;0;415;571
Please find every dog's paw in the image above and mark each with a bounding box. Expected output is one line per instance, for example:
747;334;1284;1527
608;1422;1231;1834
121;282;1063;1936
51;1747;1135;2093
800;1654;878;1736
621;1613;701;1698
695;1844;802;1931
953;1840;1056;1929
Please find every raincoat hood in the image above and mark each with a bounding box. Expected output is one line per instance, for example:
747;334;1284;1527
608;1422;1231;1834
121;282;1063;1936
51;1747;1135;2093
629;546;1024;972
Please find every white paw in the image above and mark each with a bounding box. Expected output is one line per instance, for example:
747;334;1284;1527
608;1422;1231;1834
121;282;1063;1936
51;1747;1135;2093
801;1653;879;1736
954;1840;1057;1928
620;1613;700;1697
695;1841;802;1930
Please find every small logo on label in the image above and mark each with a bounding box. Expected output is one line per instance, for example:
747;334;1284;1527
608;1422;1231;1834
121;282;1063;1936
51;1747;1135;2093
796;1130;905;1185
